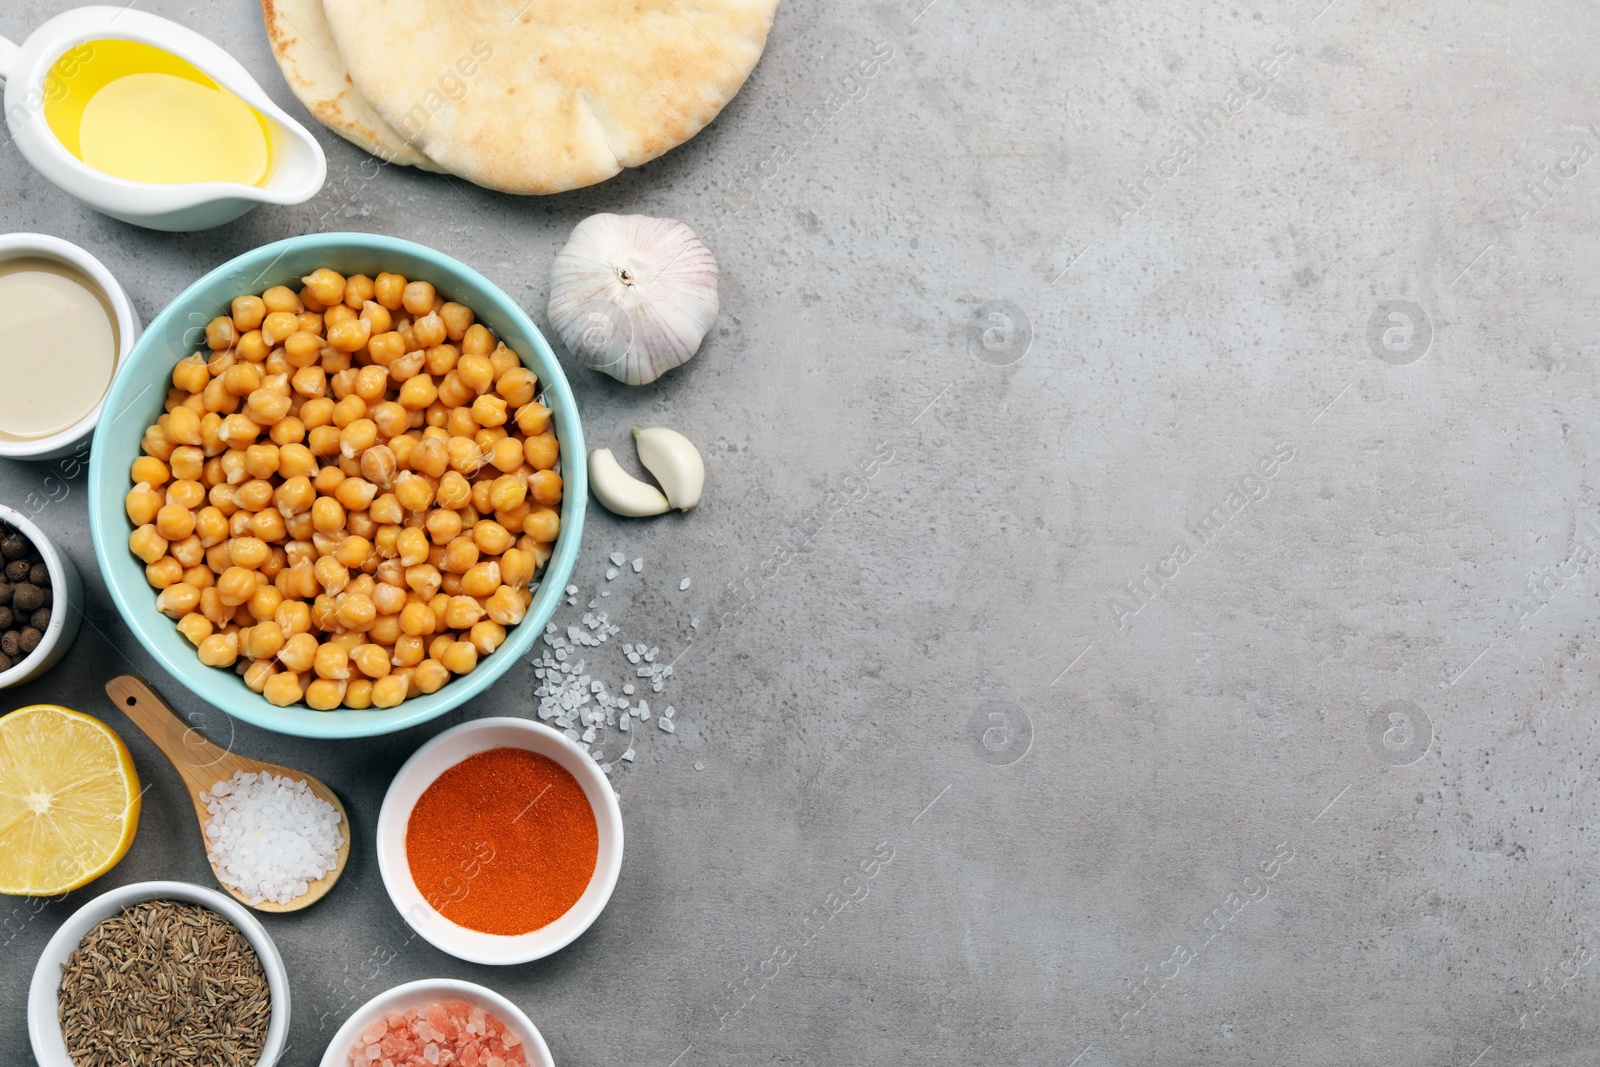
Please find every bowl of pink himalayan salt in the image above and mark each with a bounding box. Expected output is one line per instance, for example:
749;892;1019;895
319;979;553;1067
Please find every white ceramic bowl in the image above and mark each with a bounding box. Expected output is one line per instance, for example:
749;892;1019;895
318;978;554;1067
377;718;624;965
28;880;291;1067
0;232;141;461
0;504;83;689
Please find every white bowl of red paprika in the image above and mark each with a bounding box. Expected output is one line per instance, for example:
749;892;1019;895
376;717;623;965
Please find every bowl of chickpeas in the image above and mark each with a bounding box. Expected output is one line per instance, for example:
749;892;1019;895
87;233;586;738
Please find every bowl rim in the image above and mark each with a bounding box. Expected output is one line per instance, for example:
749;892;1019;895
0;232;141;459
375;717;624;965
27;879;291;1067
86;232;586;739
316;977;555;1067
0;505;74;687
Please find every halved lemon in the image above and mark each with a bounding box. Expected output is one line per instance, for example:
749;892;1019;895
0;705;141;896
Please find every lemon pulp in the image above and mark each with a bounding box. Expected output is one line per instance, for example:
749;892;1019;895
0;705;141;896
42;39;272;186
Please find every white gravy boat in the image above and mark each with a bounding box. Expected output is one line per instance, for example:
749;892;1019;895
0;7;325;231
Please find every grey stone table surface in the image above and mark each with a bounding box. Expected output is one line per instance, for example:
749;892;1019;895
3;0;1599;1063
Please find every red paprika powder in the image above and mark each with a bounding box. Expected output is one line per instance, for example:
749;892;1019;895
406;746;599;936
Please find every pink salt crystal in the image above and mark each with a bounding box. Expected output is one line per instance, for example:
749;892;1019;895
424;1043;441;1065
363;1020;390;1043
501;1031;521;1048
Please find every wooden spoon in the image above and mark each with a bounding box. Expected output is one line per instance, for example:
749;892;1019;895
105;674;350;913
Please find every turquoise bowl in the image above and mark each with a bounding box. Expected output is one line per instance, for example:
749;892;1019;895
88;233;586;739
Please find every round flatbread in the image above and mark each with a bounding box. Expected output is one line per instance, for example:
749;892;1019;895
320;0;781;194
261;0;444;170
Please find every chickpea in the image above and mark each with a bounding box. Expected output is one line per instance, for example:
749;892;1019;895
184;564;215;590
176;612;214;647
413;658;450;695
481;437;519;474
411;436;451;478
233;329;269;365
292;365;327;399
300;396;335;429
339;677;372;709
144;559;180;591
327;317;372;353
155;581;199;617
370;493;404;526
485;584;528;625
461;323;495;357
394;471;435;512
524;468;562;506
440;537;478;575
126;483;163;526
335;534;373;570
245;619;286;660
245;387;292;425
249;507;288;543
443;594;485;629
436;370;474;408
261;285;302;314
395;527;430;567
471;394;508;429
336;592;377;632
523;507;559;543
262;671;305;707
440;572;464;597
405;564;443;600
389;348;425;382
360;299;393;335
205;315;238;352
347;509;377;540
331;394;367;429
461;561;501;598
216;566;258;607
470;479;495;516
402;280;436;316
498;547;534;588
222;363;260;397
205;543;233;574
346;642;388;679
276;599;312;637
437;640;476;675
243;659;277;694
169;534;205;568
228;509;253;539
249;584;284;622
227;536;270;569
398;373;437;410
261;311;300;347
279;632;318;673
422;344;457;379
511;400;550;437
339;273;373;309
167;479;207;511
445;406;479;440
201;377;240;417
154;503;194;541
523;432;559;470
230;294;266;332
340;419;378;459
496;368;537;408
197;632;239;668
426;508;463;546
455;352;494;394
393;633;425;667
370;674;408;708
314;555;350;594
269;415;307;446
310;640;349;681
488;474;526;511
309;424;342;458
368;330;405;367
469;620;506;655
300;268;345;306
310;496;345;534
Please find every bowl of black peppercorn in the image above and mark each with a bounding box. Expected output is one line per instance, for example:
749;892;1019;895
0;507;82;689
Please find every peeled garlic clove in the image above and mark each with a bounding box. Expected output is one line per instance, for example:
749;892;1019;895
633;427;704;511
547;214;720;385
589;447;671;517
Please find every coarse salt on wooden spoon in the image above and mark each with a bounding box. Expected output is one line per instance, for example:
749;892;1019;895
105;674;350;912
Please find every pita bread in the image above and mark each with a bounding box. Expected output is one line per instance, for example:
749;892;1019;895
260;0;444;170
320;0;781;194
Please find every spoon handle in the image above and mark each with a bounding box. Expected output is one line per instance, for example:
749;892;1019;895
105;674;232;792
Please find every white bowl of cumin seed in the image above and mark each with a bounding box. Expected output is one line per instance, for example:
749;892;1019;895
28;880;290;1067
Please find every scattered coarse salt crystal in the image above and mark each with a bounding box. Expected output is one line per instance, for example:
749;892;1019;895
610;553;625;566
566;585;578;595
606;568;618;580
623;683;634;695
691;616;699;628
695;761;705;771
659;718;675;733
679;576;691;590
631;558;643;572
622;748;635;762
200;770;342;906
665;706;675;718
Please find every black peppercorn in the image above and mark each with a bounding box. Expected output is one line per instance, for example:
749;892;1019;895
4;560;29;582
29;608;49;631
18;627;40;654
0;535;26;560
27;562;48;586
11;584;42;612
0;607;11;631
0;580;10;605
0;631;18;658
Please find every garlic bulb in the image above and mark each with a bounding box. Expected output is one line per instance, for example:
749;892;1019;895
547;214;720;385
634;427;704;510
